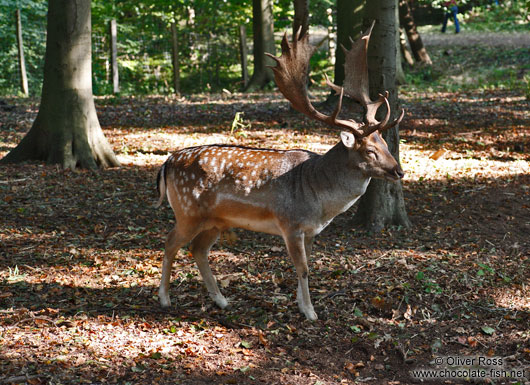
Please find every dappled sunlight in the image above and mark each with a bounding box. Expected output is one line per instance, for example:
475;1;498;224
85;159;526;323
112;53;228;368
1;91;528;384
492;286;530;311
401;145;530;182
112;126;336;167
1;306;267;382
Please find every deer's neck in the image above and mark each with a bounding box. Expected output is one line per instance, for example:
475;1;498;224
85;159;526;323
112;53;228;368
305;142;370;219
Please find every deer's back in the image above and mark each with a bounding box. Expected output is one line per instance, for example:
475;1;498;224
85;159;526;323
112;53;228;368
163;144;317;234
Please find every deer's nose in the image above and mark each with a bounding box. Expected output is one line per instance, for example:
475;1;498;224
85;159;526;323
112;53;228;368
394;166;404;179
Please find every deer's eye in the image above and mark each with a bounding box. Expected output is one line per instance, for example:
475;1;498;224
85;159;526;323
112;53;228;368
366;149;378;160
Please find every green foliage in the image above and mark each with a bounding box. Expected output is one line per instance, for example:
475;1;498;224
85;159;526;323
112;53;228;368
0;0;338;96
0;0;47;96
230;112;251;138
415;269;443;294
2;0;524;96
462;0;530;32
402;46;530;94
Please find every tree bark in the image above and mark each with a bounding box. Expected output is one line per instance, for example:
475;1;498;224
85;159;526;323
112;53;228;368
245;0;276;91
333;0;364;87
238;25;249;89
400;27;414;66
15;9;29;97
293;0;309;38
109;19;119;93
1;0;119;170
394;0;406;84
398;0;432;65
171;22;180;95
353;1;410;231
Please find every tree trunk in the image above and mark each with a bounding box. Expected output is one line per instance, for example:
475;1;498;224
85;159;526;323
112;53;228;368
245;0;275;91
398;0;432;65
1;0;119;170
15;9;29;97
171;22;180;95
293;0;309;38
353;1;410;231
400;27;414;66
109;19;119;93
394;0;406;84
333;0;364;87
238;25;249;89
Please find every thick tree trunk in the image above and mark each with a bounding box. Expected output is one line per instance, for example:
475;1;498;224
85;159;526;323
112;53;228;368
245;0;276;91
398;0;432;65
353;1;410;231
293;0;309;38
1;0;119;170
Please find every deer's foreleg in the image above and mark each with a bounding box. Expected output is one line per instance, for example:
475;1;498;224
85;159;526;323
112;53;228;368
284;232;317;321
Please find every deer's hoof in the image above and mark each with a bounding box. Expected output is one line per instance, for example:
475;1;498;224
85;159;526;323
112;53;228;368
304;309;318;321
212;293;229;309
159;291;171;308
299;303;318;321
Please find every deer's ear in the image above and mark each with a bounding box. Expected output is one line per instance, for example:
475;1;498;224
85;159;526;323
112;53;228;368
340;131;356;149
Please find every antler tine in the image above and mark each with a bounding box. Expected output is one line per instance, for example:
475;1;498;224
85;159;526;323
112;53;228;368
382;108;405;132
266;29;364;133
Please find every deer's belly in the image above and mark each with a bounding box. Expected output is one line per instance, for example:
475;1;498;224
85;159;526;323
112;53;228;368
224;215;281;235
210;195;281;235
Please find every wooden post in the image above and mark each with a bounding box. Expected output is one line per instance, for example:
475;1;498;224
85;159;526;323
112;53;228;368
327;8;336;65
15;9;29;97
109;19;119;93
238;25;249;89
171;22;180;95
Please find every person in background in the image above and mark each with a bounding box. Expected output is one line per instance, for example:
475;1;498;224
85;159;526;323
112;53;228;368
441;0;461;33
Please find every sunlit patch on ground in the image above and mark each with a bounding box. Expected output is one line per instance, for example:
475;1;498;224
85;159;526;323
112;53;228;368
1;90;528;384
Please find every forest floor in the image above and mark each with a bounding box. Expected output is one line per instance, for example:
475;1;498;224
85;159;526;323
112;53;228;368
0;37;529;384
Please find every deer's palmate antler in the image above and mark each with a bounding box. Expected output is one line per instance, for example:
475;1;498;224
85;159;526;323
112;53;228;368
266;20;404;137
157;21;405;321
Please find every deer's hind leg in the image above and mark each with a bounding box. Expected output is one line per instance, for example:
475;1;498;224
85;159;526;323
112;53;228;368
190;228;228;309
159;222;198;308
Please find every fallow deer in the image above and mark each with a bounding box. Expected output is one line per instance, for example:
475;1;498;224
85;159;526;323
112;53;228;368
156;21;404;320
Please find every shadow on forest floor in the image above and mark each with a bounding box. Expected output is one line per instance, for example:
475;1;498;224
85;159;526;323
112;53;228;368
0;90;529;384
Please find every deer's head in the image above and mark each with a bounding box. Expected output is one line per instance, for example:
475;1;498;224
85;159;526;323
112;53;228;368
267;21;405;182
340;130;404;181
